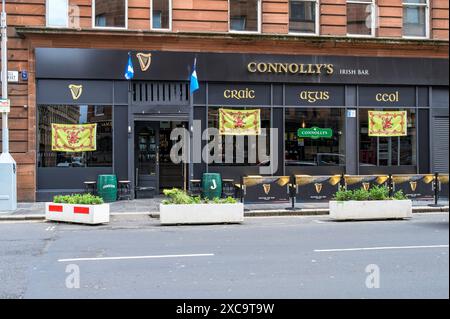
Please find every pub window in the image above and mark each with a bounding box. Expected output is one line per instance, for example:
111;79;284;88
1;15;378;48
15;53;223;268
359;109;417;167
38;105;113;168
403;0;429;38
152;0;171;30
93;0;127;28
208;107;271;166
229;0;261;33
285;108;346;166
46;0;68;27
289;0;319;34
346;0;375;36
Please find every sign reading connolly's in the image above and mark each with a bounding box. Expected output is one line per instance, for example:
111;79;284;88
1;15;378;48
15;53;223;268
298;127;333;139
247;62;334;75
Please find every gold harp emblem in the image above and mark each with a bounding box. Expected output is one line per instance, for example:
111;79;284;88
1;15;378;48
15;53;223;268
263;184;271;195
136;53;152;72
314;183;323;194
362;182;370;191
68;84;83;100
410;181;418;192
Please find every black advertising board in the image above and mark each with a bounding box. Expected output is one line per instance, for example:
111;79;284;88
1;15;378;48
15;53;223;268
285;85;345;106
345;175;390;191
242;176;291;204
439;174;449;199
392;174;435;200
208;83;271;106
295;175;342;202
35;48;449;86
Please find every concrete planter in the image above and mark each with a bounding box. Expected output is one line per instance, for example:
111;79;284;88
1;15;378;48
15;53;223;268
329;200;412;221
160;203;244;225
45;203;110;225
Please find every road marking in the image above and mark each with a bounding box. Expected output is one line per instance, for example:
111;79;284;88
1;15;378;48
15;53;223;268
46;225;56;231
315;245;449;253
58;253;215;263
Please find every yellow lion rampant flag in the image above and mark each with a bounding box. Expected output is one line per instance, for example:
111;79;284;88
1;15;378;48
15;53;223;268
368;111;407;137
219;109;261;136
52;124;97;152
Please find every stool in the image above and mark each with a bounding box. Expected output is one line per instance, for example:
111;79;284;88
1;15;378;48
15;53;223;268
222;179;235;198
84;181;97;195
189;179;202;197
118;180;132;200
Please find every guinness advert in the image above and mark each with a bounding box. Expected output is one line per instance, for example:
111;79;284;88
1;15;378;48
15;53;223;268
392;174;435;199
243;176;291;204
295;175;342;202
439;174;449;199
285;85;345;106
345;175;390;191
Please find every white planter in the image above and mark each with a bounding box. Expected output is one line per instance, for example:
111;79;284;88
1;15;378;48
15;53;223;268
45;203;110;225
160;203;244;225
329;200;412;221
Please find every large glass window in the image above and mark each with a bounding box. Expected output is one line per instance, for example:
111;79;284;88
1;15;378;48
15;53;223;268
347;0;374;36
403;0;428;38
208;107;271;166
359;109;417;167
152;0;171;30
230;0;261;32
38;105;113;168
46;0;68;27
94;0;127;28
289;0;318;34
285;108;345;166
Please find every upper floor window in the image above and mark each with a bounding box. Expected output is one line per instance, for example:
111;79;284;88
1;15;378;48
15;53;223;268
289;0;319;34
347;0;375;36
152;0;171;30
93;0;127;29
46;0;68;27
229;0;261;33
403;0;429;38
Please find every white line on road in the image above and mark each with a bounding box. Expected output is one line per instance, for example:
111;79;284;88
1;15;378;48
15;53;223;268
58;253;215;263
315;245;449;253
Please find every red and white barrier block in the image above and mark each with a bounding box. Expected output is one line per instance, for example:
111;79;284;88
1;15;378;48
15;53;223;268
45;203;110;225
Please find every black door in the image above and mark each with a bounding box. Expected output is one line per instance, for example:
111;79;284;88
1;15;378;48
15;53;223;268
135;122;159;197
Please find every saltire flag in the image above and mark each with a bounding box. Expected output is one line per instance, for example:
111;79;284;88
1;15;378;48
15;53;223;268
52;124;97;152
368;111;407;137
219;108;261;136
124;52;134;80
190;58;199;94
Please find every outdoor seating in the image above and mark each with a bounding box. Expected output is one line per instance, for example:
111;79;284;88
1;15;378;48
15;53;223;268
83;181;97;195
118;180;132;200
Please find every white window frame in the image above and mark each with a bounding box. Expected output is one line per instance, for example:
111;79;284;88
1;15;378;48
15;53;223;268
92;0;128;30
150;0;172;31
46;0;69;28
402;0;430;39
288;0;320;36
228;0;262;34
346;0;376;38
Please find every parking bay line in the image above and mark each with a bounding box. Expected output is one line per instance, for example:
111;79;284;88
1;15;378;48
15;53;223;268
58;253;215;263
315;245;449;253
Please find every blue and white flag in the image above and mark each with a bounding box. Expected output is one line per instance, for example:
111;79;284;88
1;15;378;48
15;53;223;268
190;58;199;94
124;53;134;80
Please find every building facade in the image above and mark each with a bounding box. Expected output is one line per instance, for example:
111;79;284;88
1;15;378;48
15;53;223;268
0;0;449;201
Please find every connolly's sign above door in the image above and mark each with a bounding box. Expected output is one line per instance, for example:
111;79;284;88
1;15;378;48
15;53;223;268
35;48;449;86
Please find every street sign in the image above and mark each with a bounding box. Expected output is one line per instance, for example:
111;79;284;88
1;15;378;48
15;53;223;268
298;127;333;139
0;98;10;112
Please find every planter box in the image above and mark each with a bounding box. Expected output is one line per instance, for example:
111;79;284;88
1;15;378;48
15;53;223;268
45;203;110;225
329;200;412;221
160;203;244;225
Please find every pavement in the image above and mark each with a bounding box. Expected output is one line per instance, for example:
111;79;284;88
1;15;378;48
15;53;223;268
0;197;448;220
0;213;448;298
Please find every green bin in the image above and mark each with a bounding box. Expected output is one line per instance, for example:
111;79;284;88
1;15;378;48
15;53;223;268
202;173;222;200
97;175;118;203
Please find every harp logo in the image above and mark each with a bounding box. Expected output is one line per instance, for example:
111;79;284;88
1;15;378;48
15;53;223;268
409;181;418;192
69;84;83;100
362;182;371;191
314;183;323;194
263;184;271;195
137;53;152;72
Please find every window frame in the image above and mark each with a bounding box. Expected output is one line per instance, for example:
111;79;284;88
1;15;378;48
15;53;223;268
92;0;128;30
228;0;262;34
402;0;430;39
346;0;376;38
288;0;320;36
150;0;172;31
46;0;69;28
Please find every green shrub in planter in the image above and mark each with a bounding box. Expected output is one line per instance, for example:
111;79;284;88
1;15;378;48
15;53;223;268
53;194;104;205
162;188;237;205
334;185;409;201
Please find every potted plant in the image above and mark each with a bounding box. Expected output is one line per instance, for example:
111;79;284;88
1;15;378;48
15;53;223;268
159;188;244;225
329;185;412;221
45;194;110;225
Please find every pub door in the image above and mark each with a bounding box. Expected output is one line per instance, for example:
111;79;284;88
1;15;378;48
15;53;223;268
135;122;159;197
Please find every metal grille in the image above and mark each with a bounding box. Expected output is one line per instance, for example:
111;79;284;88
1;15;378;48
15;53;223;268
132;82;190;105
433;116;449;173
